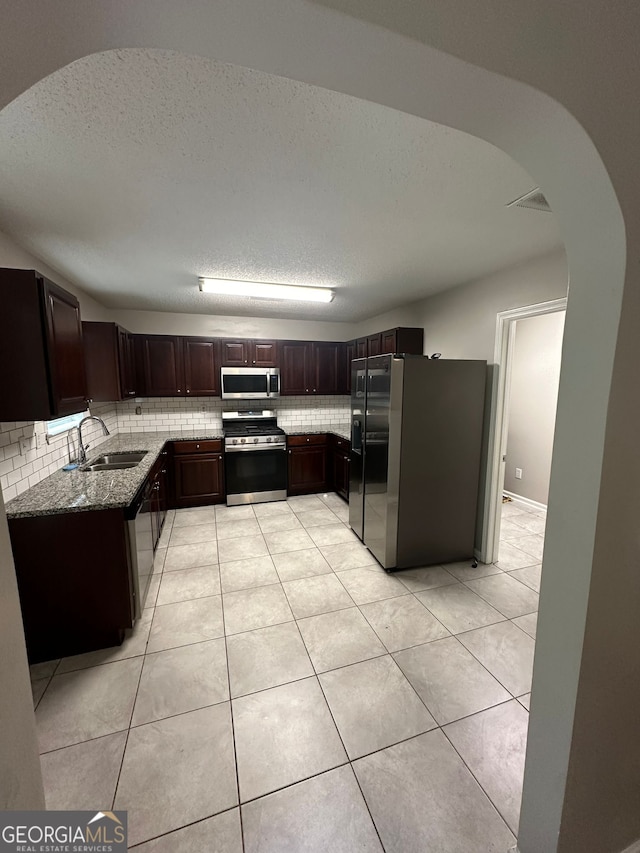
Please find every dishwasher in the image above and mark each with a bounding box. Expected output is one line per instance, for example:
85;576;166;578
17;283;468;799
126;478;155;619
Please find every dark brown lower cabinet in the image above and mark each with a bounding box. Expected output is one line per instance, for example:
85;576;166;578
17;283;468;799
331;437;351;500
9;509;134;663
287;434;328;495
172;440;225;507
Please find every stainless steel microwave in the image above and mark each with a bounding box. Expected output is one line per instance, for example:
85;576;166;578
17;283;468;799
220;367;281;399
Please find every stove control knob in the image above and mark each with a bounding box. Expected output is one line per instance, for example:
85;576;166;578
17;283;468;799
266;436;272;443
253;437;259;444
241;438;246;444
232;438;238;445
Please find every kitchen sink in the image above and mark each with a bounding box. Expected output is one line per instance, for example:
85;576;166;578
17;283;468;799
81;451;147;472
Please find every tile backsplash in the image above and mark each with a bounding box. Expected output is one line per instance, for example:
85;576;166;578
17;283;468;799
116;395;351;434
0;396;350;501
0;403;117;501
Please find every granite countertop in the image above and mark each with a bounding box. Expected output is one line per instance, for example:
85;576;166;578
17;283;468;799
6;426;350;519
285;425;351;440
5;431;223;520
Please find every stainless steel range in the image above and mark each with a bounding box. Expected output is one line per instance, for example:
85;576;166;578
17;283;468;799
223;410;287;506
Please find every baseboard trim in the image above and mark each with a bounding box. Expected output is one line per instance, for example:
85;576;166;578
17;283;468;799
503;490;547;513
509;839;640;853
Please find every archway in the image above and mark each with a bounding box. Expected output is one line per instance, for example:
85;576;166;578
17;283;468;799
1;3;635;851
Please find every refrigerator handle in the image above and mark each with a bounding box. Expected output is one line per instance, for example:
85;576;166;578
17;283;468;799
352;418;363;454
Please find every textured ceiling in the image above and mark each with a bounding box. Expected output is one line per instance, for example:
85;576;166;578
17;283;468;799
0;49;562;321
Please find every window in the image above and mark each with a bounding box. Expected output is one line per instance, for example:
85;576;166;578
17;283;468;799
46;410;88;438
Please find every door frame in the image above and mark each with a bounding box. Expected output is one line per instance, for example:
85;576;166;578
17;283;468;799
479;296;567;564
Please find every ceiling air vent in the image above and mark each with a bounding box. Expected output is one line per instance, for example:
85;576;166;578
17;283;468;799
506;188;552;213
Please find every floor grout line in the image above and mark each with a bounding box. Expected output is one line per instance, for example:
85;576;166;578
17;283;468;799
35;496;537;849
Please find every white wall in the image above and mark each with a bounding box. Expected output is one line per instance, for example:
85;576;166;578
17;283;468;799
353;247;568;360
112;308;352;341
0;229;111;322
505;311;565;505
0;488;44;809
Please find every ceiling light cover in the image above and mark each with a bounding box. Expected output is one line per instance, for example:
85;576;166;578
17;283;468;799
198;277;334;303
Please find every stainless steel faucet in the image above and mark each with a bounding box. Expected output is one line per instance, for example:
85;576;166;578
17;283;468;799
76;416;110;464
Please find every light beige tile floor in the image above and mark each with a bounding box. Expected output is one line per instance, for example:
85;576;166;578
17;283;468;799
33;494;543;850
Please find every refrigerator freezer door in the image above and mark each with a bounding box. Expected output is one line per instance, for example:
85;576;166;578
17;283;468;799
363;355;392;565
348;359;367;540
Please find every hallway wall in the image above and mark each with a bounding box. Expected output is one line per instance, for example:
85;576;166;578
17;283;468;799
505;311;565;505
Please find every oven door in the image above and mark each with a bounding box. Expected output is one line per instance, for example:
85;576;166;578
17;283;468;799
225;446;287;505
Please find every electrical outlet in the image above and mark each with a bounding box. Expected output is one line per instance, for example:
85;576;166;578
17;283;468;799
515;467;523;480
19;436;31;455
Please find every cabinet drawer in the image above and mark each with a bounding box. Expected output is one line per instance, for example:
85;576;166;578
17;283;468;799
173;439;222;455
331;435;351;451
287;434;327;447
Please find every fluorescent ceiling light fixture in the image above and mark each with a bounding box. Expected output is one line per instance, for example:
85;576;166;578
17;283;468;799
198;277;334;303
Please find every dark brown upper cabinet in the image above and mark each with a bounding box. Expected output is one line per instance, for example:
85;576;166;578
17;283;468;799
135;335;219;397
380;327;424;356
279;341;311;395
350;327;424;361
313;341;345;395
355;338;368;358
280;341;345;395
367;333;383;357
345;341;356;393
117;327;137;398
140;336;184;396
220;338;277;367
183;338;219;396
83;322;137;402
0;268;88;421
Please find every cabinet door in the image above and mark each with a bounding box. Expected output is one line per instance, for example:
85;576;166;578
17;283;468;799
355;338;368;359
280;341;312;395
313;342;341;395
117;327;137;398
367;333;382;357
381;330;397;355
43;279;88;416
84;322;121;403
183;338;219;396
252;340;278;367
174;453;225;507
332;450;350;499
221;339;249;366
345;342;356;394
141;336;184;396
288;446;327;494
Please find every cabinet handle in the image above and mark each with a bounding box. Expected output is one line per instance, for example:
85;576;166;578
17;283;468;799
218;455;222;460
313;388;316;393
186;389;190;394
305;388;309;393
128;391;136;396
161;469;167;474
288;450;291;454
177;388;181;392
196;443;200;449
307;437;310;442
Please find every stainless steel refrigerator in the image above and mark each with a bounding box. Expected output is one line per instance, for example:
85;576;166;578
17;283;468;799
349;354;486;570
